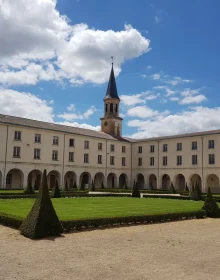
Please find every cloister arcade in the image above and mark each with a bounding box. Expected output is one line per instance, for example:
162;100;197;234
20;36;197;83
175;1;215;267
2;168;220;193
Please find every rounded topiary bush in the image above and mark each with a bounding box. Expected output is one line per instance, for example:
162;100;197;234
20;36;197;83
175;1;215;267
132;181;140;198
24;181;35;195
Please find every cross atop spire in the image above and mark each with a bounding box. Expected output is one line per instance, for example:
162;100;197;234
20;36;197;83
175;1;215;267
105;60;119;100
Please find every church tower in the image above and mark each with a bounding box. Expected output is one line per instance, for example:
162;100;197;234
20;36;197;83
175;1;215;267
100;63;123;136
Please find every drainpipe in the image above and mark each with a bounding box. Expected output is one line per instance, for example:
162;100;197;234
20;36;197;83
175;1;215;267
3;125;9;189
105;139;107;187
202;136;204;192
62;133;66;188
130;142;132;189
157;140;160;189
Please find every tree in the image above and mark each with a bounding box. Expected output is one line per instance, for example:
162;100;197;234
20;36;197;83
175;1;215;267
184;182;189;192
202;187;220;217
170;182;176;194
73;181;77;189
53;179;61;198
132;181;140;198
189;182;201;201
20;169;64;239
101;182;105;189
90;180;95;192
24;180;35;195
123;183;128;190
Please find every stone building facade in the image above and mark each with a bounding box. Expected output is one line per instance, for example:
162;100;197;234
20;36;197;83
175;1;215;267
0;65;220;192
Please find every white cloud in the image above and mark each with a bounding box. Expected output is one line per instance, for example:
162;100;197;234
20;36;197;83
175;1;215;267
146;93;160;100
170;97;179;101
179;94;207;105
165;76;192;86
120;91;160;107
56;121;100;131
127;106;220;138
180;88;201;97
0;0;150;86
155;16;160;23
0;89;54;122
127;105;168;119
152;73;161;80
58;105;97;121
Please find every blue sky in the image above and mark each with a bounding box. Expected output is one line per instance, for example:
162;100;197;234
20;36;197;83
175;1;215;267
0;0;220;138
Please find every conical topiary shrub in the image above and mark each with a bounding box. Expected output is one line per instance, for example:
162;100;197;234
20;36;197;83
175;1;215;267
73;181;77;189
184;182;189;192
202;187;220;217
24;180;35;194
195;182;202;199
20;169;64;239
170;182;176;194
132;181;140;198
149;183;153;190
123;183;128;190
64;180;69;191
34;179;38;191
53;179;61;198
101;182;105;189
90;180;95;192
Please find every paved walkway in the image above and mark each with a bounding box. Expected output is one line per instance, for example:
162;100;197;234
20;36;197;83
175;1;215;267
1;218;220;280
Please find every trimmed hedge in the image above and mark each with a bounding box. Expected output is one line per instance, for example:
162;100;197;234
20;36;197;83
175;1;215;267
143;194;192;200
62;211;206;232
0;211;206;231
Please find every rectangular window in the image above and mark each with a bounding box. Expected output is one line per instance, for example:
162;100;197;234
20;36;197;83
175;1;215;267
84;140;89;149
13;146;20;158
150;145;154;153
84;153;89;163
209;140;215;149
177;143;182;151
34;148;40;159
110;144;115;152
209;154;215;164
150;157;154;166
53;136;59;145
14;131;21;140
138;157;142;166
163;156;167;166
35;134;41;143
163;144;168;152
192;155;197;165
98;143;102;151
192;141;197;150
69;152;74;162
69;138;74;147
138;146;142;153
177;155;182;165
122;146;126;153
52;150;58;161
122;157;126;166
110;156;115;165
98;155;102;164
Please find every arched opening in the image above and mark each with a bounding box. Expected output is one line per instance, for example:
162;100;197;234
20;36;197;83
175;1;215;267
94;172;104;189
119;174;128;188
6;169;24;189
110;103;113;113
137;173;145;189
80;172;91;189
206;174;220;193
64;171;77;189
27;170;42;189
190;174;202;191
162;174;171;190
107;173;117;188
175;174;185;191
47;170;61;189
115;104;118;113
149;174;157;189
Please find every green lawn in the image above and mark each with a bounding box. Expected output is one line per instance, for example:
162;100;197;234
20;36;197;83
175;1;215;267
0;197;204;221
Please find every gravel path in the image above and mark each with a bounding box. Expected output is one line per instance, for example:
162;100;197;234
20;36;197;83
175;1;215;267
1;219;220;280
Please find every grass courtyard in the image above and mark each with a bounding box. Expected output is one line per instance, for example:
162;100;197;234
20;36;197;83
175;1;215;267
0;197;204;221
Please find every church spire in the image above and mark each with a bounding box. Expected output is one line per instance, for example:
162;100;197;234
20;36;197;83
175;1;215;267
105;61;119;100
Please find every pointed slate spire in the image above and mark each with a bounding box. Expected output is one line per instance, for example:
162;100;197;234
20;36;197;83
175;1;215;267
105;63;119;100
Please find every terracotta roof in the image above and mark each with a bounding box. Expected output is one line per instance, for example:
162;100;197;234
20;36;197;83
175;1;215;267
0;114;129;142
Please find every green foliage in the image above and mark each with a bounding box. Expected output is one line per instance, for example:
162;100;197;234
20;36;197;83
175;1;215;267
101;182;105;189
64;180;69;191
34;179;38;191
73;181;77;189
149;183;154;190
202;187;220;217
132;181;140;198
170;182;176;194
184;183;189;192
19;169;63;239
53;179;61;198
24;181;35;195
123;183;128;190
90;180;95;192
